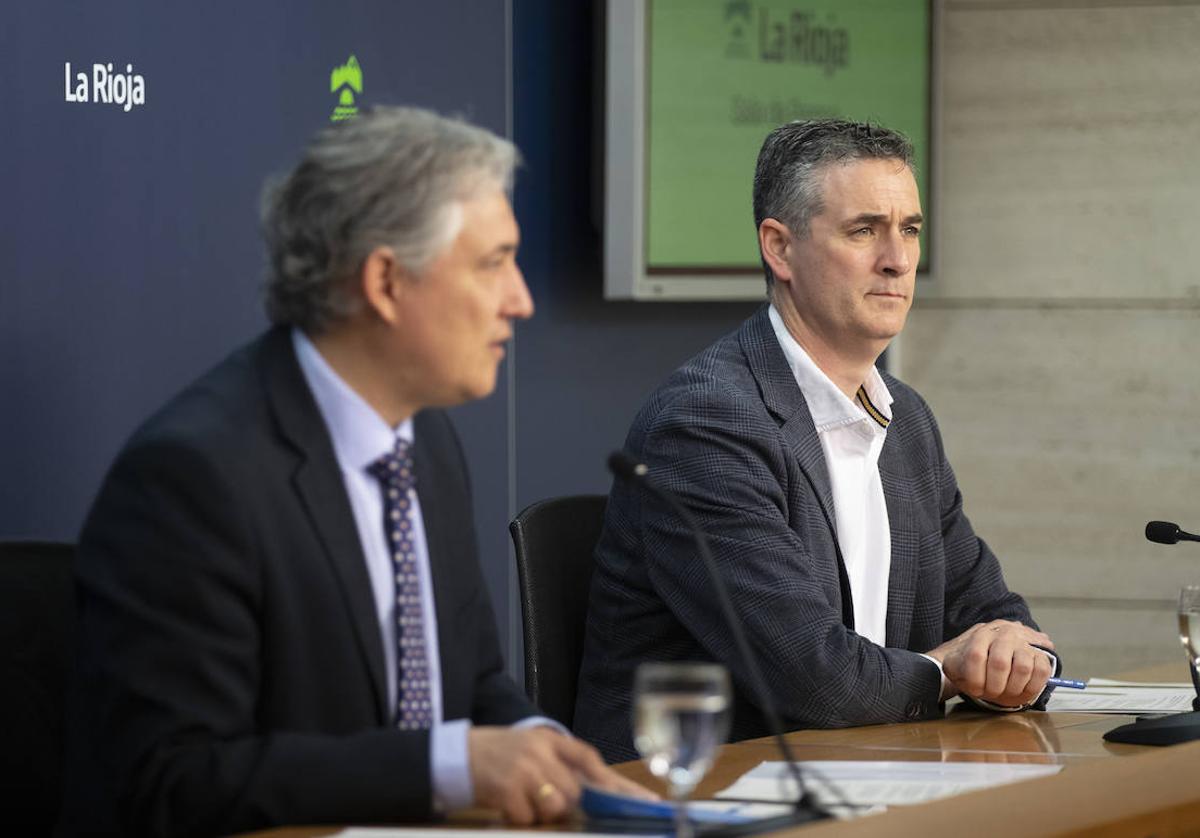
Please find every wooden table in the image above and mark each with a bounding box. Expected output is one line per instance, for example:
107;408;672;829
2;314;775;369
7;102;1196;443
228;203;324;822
245;663;1200;837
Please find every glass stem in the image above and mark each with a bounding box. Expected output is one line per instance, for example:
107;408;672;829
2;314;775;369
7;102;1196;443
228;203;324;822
673;784;694;838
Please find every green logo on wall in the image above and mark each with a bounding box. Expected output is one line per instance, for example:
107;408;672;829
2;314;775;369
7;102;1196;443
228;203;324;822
330;55;363;122
725;1;752;58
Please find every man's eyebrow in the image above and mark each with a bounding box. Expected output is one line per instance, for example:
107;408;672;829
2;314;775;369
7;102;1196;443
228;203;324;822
843;212;924;226
845;213;886;227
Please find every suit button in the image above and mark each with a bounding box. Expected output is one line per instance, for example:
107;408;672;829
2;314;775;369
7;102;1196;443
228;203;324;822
906;702;924;719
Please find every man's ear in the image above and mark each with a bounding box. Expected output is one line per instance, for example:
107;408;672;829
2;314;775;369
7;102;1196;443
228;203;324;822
360;246;409;325
758;218;794;285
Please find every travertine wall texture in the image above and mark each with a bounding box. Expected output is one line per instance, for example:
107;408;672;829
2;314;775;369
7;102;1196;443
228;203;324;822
900;0;1200;676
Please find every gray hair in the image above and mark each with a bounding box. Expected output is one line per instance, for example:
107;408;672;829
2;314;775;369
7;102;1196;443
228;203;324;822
261;106;519;333
753;119;914;290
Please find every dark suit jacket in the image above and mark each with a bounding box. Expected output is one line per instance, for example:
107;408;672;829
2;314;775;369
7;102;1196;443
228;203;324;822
58;328;535;837
574;307;1040;762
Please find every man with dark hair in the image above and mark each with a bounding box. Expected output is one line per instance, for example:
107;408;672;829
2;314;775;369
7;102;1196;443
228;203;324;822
59;107;642;837
574;119;1058;762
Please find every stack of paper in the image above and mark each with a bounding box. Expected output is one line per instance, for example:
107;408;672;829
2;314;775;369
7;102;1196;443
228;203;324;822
1088;678;1192;689
1046;679;1196;714
715;760;1061;808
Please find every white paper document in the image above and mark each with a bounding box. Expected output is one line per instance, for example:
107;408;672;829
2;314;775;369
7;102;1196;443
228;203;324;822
1087;678;1192;689
1046;684;1196;714
715;760;1061;807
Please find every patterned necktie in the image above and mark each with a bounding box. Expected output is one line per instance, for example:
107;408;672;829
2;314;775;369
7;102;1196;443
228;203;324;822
368;438;433;730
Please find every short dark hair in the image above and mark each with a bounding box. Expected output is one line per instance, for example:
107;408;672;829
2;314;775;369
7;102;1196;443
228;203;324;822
753;119;914;290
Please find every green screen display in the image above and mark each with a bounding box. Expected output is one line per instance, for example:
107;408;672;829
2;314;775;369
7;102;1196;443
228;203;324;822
645;0;930;272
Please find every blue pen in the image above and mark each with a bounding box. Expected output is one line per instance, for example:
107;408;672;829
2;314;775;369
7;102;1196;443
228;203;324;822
1046;677;1086;690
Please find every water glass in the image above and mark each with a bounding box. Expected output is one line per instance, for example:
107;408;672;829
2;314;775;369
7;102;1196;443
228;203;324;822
632;662;731;837
1178;586;1200;709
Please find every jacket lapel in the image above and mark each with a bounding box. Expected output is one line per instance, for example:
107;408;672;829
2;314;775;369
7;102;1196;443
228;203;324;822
410;414;459;681
260;329;389;721
742;307;839;539
740;306;853;627
880;414;919;649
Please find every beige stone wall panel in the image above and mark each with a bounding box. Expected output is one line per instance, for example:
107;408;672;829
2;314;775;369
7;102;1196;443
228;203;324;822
902;307;1200;602
936;2;1200;300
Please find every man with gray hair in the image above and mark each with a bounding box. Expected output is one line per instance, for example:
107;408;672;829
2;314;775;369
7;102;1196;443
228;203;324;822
574;119;1059;761
60;106;642;836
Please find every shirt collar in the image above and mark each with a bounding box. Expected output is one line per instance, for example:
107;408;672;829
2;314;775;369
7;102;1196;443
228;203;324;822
767;304;893;432
291;328;413;471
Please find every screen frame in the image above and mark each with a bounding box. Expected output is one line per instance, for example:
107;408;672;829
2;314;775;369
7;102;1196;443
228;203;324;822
603;0;937;301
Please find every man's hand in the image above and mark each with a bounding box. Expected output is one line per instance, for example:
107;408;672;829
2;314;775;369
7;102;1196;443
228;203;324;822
926;620;1055;708
468;726;654;825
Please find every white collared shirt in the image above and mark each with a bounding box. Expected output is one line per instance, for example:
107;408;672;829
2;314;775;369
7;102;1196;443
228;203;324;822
766;311;1048;704
767;305;893;645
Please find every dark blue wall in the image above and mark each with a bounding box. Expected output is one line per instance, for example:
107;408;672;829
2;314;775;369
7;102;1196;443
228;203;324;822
0;0;516;637
511;0;758;511
4;0;763;678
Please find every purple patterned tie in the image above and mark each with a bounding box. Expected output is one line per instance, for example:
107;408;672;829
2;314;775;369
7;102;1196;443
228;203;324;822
368;438;433;730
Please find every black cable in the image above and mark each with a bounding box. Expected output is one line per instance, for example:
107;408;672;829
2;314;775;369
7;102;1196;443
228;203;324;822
608;453;835;828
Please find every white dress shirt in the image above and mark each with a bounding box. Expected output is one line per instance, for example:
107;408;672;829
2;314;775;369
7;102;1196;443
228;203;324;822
766;310;1049;705
767;305;893;645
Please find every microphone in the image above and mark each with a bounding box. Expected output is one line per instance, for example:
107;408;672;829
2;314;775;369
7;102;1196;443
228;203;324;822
1146;521;1200;545
1143;520;1200;714
1106;520;1200;743
607;451;832;828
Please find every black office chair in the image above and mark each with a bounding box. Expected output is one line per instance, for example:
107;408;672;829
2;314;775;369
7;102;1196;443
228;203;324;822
509;495;607;729
0;542;75;837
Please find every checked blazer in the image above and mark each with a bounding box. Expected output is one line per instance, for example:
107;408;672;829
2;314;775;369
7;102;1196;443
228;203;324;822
573;306;1039;762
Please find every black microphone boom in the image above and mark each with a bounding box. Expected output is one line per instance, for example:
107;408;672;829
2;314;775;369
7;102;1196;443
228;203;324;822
1145;521;1200;545
1105;519;1200;745
1142;519;1200;715
607;451;831;829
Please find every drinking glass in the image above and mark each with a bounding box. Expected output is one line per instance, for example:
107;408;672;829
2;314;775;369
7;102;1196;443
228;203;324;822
1178;586;1200;709
632;662;731;838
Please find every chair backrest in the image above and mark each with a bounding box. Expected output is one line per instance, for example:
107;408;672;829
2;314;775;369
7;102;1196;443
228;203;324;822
0;541;75;837
508;495;607;729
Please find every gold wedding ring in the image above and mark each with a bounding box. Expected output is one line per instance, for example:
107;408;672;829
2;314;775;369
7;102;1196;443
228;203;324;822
537;782;557;799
